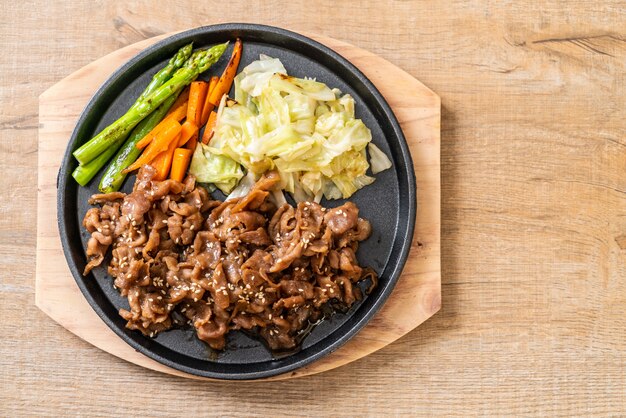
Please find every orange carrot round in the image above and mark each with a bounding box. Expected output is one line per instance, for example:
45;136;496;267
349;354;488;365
208;38;242;107
169;148;193;182
201;110;218;144
185;131;199;152
151;134;181;181
177;120;199;147
200;76;220;126
124;119;182;172
187;81;209;125
136;99;188;150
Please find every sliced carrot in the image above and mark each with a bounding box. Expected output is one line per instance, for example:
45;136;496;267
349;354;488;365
208;38;242;107
187;81;209;125
200;76;220;126
136;117;174;150
185;131;199;151
177;120;199;147
151;134;180;181
124;120;182;172
136;123;165;150
201;111;218;144
169;148;193;182
166;101;189;123
136;102;188;150
166;86;190;118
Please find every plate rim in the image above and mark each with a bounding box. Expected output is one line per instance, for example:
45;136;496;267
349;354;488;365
57;23;416;380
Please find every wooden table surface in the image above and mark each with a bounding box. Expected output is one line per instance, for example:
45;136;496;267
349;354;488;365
1;1;624;416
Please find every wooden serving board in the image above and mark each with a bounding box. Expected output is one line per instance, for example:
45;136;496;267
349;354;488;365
36;31;441;381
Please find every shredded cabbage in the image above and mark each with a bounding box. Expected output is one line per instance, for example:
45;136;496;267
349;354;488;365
368;143;393;174
191;56;392;200
189;143;243;194
225;171;257;201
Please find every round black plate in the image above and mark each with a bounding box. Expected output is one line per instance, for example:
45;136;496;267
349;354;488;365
57;24;416;380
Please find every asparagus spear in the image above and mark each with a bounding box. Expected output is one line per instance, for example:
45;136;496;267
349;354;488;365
97;90;181;192
135;43;193;104
73;42;228;165
72;142;123;186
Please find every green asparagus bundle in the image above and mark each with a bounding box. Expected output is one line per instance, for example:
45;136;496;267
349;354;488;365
96;90;182;192
73;90;182;187
73;42;228;166
71;43;194;185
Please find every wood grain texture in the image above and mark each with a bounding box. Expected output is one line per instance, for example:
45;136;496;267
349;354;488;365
35;32;441;381
1;0;625;416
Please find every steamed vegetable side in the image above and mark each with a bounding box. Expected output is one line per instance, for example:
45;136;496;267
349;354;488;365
71;40;392;202
189;55;393;201
97;90;181;192
73;43;228;165
72;43;193;186
70;41;232;189
119;39;243;186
